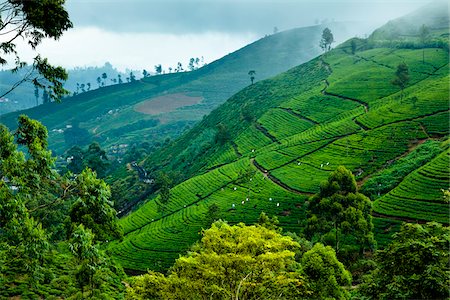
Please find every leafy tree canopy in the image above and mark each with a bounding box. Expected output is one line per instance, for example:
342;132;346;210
0;0;73;101
127;221;353;300
306;166;375;256
67;168;122;242
360;222;450;299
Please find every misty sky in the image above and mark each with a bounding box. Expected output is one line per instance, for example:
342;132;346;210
16;0;433;72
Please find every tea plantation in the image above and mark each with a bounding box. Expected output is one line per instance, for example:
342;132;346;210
109;22;449;271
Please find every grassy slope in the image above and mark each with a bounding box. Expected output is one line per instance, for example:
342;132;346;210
109;2;449;272
0;25;336;155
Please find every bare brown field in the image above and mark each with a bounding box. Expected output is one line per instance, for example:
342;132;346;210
134;93;203;115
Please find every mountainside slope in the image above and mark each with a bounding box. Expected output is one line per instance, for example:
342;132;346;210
1;24;359;155
108;2;449;272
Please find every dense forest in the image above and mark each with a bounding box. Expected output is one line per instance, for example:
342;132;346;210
0;0;449;299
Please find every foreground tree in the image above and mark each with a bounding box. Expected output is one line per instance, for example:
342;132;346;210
306;166;375;256
0;0;72;101
67;168;122;242
127;222;353;299
360;222;450;299
302;243;352;299
127;221;311;299
0;117;125;296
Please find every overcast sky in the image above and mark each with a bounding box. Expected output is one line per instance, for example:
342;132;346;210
16;0;433;72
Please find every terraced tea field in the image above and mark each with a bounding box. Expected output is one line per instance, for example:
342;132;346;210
373;150;450;223
109;40;449;272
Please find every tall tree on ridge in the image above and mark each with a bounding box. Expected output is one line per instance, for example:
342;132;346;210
320;27;334;52
419;24;430;64
248;70;256;85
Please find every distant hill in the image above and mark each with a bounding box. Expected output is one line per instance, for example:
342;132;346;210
107;1;449;273
0;63;130;115
0;22;370;156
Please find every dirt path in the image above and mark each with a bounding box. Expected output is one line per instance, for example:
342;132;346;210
255;123;280;144
357;138;429;187
279;107;319;125
251;158;314;196
372;211;429;224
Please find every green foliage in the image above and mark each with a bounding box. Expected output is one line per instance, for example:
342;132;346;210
206;203;220;226
301;243;352;299
69;224;103;295
306;166;375;255
359;222;450;299
391;62;410;99
126;222;311;299
66;142;110;178
320;27;334;52
64;123;91;148
126;222;354;300
215;123;230;145
361;140;444;199
257;211;280;231
67;168;123;242
0;0;72;101
373;149;450;223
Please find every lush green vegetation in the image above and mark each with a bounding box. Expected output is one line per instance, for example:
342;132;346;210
108;2;449;278
373;149;450;223
1;1;449;298
126;221;352;300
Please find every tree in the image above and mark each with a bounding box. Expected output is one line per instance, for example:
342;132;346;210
126;221;311;300
188;58;195;71
67;142;109;178
156;172;172;213
360;222;450;299
129;71;136;82
273;26;279;34
67;168;122;242
419;24;430;63
350;39;357;55
215;123;230;145
117;74;123;84
0;116;56;279
66;145;85;174
84;142;109;178
0;117;125;295
154;64;162;75
142;69;149;78
320;27;334;52
101;72;107;86
86;82;91;91
306;166;375;256
96;76;101;87
257;212;280;231
392;62;409;100
205;203;220;227
248;70;256;85
176;62;183;72
302;243;352;299
69;224;103;296
0;0;72;102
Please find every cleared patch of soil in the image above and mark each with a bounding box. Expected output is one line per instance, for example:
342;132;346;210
134;93;203;115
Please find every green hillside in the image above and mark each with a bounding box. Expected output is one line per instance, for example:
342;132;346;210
109;2;449;272
0;24;352;156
